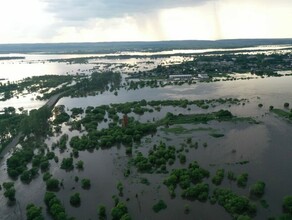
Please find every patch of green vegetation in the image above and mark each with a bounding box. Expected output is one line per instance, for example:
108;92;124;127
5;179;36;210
164;161;209;197
54;112;70;124
20;168;38;183
152;200;167;213
250;181;266;198
140;178;150;185
271;109;292;120
3;182;16;202
81;178;91;189
117;181;124;196
46;178;60;191
76;160;84;170
133;142;175;173
44;192;71;220
237;173;249;188
7;138;43;179
70;116;156;150
161;125;216;134
181;183;209;201
70;193;81;207
111;201;130;220
60;157;74;171
236;161;250;165
209;133;225;138
0;108;25;153
213;188;257;219
227;171;236;181
159;109;234;125
98;205;106;220
212;169;225;185
26;203;44;220
260;199;269;209
161;126;188;134
283;196;292;215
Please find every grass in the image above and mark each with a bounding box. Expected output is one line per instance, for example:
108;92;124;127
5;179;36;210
158;110;258;126
271;108;291;119
161;126;215;134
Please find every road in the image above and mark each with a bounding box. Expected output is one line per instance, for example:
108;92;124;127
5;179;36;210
45;93;63;108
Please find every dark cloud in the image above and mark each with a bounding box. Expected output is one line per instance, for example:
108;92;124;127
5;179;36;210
43;0;211;21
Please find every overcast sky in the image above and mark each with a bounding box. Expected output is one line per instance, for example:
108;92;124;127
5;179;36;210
0;0;291;43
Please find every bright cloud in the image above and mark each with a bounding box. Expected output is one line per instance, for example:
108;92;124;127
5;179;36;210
0;0;291;43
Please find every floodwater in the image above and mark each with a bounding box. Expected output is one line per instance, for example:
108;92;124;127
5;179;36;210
1;44;291;82
0;48;292;220
0;75;292;219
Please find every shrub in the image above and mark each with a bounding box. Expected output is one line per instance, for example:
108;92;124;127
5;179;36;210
70;193;81;207
152;200;167;213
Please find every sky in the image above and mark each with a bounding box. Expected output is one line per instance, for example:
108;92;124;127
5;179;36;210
0;0;291;43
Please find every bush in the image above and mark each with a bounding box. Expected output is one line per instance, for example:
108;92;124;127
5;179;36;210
46;178;60;191
250;181;265;198
152;200;167;213
179;154;186;164
237;173;248;187
60;157;74;170
3;182;16;201
284;103;290;108
43;172;52;181
98;205;106;220
283;196;292;214
213;188;257;218
70;193;81;207
117;181;123;196
44;192;69;219
76;160;84;170
4;188;16;201
111;202;128;220
212;169;225;186
26;203;44;220
81;178;91;189
181;183;209;201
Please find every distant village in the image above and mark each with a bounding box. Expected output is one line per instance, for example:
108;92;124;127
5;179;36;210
126;52;292;81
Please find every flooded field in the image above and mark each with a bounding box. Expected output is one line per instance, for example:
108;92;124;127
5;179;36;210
0;43;292;220
0;75;292;219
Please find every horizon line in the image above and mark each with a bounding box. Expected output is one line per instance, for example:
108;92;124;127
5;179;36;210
1;38;292;45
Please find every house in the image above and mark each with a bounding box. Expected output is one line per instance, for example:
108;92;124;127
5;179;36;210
198;74;209;79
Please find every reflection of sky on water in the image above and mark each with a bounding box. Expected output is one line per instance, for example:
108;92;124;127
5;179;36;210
57;76;292;111
0;62;94;81
1;75;292;112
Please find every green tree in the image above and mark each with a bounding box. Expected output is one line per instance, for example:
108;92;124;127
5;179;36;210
70;193;81;207
46;178;60;191
4;188;16;201
60;157;74;170
283;196;292;214
250;181;265;197
26;203;44;220
76;160;84;170
152;200;167;213
98;205;106;220
117;181;124;196
111;202;128;220
81;178;91;189
3;182;16;201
